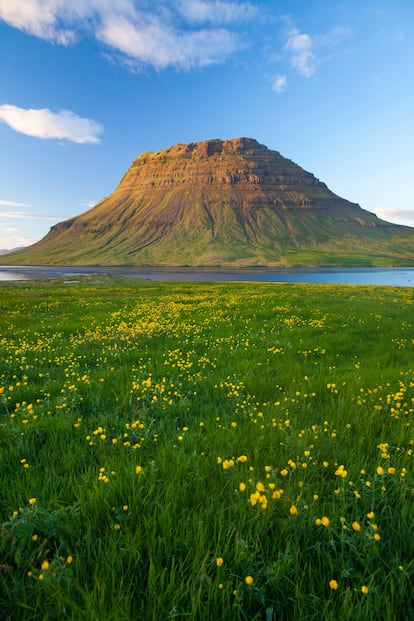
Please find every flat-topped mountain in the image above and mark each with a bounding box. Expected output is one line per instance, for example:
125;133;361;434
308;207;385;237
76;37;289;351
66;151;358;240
4;137;414;266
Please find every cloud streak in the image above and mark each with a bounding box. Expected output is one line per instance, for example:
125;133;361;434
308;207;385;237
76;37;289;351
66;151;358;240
0;210;62;221
0;0;255;70
0;199;31;207
376;209;414;224
0;105;103;143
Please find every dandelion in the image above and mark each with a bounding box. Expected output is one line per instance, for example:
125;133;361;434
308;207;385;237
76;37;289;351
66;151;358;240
329;579;339;590
289;505;298;515
29;498;37;505
280;468;288;477
367;511;375;519
374;533;381;541
321;516;330;527
216;557;224;567
245;575;254;585
40;560;49;571
66;556;73;564
352;521;361;532
376;466;384;476
237;455;248;463
135;466;142;474
361;585;369;595
32;534;38;541
239;482;246;492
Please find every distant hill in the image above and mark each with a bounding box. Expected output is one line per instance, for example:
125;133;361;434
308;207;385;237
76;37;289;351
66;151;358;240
3;137;413;267
0;247;25;255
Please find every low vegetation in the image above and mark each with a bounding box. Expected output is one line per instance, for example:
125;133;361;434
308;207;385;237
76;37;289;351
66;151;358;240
0;278;413;620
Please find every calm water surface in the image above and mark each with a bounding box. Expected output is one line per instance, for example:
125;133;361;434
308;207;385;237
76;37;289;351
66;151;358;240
0;265;413;286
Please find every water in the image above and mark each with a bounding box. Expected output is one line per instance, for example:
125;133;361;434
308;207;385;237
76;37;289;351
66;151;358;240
0;265;413;286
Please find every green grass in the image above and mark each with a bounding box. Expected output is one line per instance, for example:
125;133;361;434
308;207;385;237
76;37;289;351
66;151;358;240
0;278;413;620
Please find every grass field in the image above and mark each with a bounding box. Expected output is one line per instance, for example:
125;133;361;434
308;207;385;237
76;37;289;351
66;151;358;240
0;278;413;620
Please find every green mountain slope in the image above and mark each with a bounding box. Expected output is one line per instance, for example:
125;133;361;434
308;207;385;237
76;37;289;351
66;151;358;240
3;137;414;267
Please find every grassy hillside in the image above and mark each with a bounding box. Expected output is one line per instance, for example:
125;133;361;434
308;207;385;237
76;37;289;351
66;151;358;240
0;278;413;620
2;137;413;267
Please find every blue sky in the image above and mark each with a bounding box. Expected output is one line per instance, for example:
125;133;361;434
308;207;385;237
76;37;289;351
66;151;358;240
1;0;413;249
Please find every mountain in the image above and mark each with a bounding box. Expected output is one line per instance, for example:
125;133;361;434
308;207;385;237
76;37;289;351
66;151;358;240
3;137;414;267
0;247;25;255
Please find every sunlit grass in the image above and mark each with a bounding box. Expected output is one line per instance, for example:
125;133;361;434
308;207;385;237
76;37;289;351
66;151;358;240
0;278;413;620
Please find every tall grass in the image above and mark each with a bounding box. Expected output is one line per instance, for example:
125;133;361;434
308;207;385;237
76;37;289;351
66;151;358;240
0;278;413;620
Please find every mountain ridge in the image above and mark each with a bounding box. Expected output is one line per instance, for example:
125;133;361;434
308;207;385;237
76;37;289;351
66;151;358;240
3;137;414;267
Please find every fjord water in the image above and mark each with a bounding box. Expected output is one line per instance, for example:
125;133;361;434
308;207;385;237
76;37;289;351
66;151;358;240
0;265;414;286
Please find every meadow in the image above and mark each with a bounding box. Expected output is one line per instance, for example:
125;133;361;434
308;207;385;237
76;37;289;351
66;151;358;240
0;277;412;620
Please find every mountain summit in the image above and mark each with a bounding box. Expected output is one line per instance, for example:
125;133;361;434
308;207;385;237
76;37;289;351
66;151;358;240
5;137;414;266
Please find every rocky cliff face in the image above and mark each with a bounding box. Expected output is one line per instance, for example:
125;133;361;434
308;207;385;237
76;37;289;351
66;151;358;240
5;138;414;266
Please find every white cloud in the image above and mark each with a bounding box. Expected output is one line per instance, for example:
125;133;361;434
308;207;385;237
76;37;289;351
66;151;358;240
0;0;253;70
0;210;62;220
285;28;315;77
272;74;287;93
97;15;237;70
0;228;38;249
0;199;31;207
376;209;414;227
177;0;256;24
0;104;103;143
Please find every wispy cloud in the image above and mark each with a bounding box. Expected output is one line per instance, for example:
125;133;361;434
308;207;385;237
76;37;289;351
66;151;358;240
0;199;31;208
272;74;287;93
177;0;256;24
0;0;255;70
285;28;315;77
280;24;351;82
376;209;414;225
0;228;37;249
0;210;62;221
97;15;238;70
0;105;103;143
